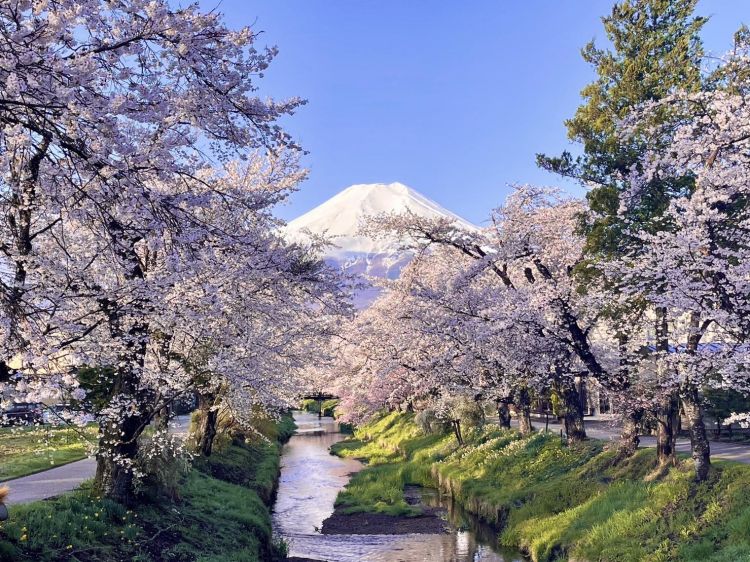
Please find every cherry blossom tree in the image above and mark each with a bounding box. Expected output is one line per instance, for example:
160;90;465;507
0;1;356;503
326;276;443;423
365;186;613;443
612;54;750;479
1;0;302;359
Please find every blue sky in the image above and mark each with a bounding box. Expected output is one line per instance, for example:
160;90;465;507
200;0;749;226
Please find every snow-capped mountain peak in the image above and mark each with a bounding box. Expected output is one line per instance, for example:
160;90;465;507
287;182;476;256
286;182;477;306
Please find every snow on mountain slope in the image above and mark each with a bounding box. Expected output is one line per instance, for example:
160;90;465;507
287;182;476;255
286;182;478;306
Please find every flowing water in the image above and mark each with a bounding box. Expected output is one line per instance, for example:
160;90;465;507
272;411;525;562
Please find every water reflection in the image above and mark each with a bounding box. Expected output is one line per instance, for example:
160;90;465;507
272;412;525;562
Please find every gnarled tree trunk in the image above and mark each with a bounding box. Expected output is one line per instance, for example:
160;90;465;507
94;345;151;505
680;383;710;481
558;380;586;443
656;393;680;467
94;223;155;505
496;398;511;429
619;407;643;457
196;393;219;457
95;408;150;506
514;387;534;436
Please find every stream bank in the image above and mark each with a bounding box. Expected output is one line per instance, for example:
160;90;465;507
331;411;750;562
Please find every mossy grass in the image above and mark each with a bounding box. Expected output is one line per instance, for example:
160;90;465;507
0;414;296;562
332;411;750;562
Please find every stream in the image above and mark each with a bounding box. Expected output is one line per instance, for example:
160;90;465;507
272;411;525;562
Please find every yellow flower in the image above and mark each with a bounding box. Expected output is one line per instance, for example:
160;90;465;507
19;534;27;541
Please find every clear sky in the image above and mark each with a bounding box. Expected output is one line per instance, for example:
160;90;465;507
199;0;749;226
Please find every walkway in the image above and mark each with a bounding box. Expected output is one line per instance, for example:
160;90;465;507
507;417;750;464
3;415;192;505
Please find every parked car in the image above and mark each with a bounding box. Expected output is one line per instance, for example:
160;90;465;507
1;403;44;426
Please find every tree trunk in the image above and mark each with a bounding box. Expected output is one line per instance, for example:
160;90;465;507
94;407;149;506
452;419;464;445
619;407;643;457
514;387;534;436
656;393;679;467
497;399;511;429
94;312;151;505
559;381;586;443
681;383;711;482
154;405;170;431
94;222;155;505
196;394;219;457
681;311;710;481
654;307;678;467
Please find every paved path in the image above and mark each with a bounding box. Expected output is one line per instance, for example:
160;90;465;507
3;415;192;505
507;417;750;464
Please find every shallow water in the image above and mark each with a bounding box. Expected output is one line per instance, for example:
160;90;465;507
271;411;525;562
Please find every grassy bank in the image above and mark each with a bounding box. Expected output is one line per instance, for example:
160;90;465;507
332;412;750;562
0;415;296;562
0;425;98;481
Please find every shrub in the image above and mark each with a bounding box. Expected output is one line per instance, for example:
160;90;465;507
415;409;448;435
454;398;485;429
435;395;485;430
134;429;194;501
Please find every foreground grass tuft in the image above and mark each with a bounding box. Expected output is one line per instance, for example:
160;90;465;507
332;411;750;562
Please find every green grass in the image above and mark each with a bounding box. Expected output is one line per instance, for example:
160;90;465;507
0;414;297;562
331;413;456;516
332;412;750;562
0;424;98;481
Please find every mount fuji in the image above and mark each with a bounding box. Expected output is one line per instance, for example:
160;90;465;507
286;182;478;306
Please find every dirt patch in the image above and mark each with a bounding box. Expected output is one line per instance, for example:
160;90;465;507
321;509;448;535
